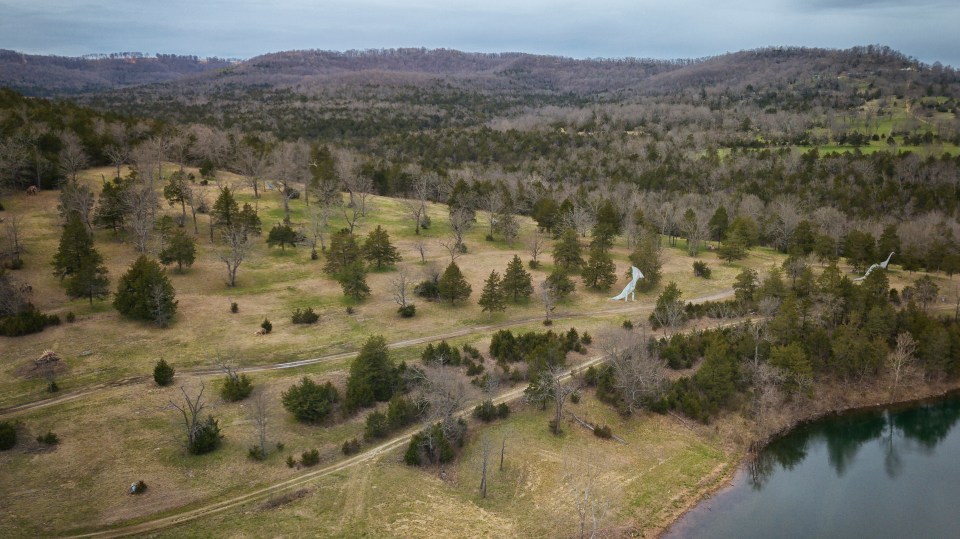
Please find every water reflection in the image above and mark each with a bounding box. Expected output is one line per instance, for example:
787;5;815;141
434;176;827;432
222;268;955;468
749;395;960;488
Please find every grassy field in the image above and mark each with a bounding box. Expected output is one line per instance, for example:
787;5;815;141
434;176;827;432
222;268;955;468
1;165;954;537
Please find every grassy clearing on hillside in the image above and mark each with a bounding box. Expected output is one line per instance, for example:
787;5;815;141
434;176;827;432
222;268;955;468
143;392;731;539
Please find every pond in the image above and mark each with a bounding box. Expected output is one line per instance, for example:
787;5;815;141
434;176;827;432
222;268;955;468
664;392;960;538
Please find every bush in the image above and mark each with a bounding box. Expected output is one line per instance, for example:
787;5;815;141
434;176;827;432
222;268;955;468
230;302;239;313
398;304;416;318
281;377;339;423
220;373;253;401
693;260;712;278
286;455;296;468
466;362;484;376
528;260;541;269
420;215;431;229
414;280;440;301
292;307;319;324
65;311;76;323
570;391;581;404
387;395;422;430
0;421;16;450
342;438;361;455
248;445;266;461
47;381;58;393
543;319;553;326
593;425;613;439
153;359;175;386
473;400;510;422
364;411;389;440
422;340;461;366
0;309;60;337
300;448;320;467
485;234;495;241
189;415;223;455
6;258;24;270
622;319;634;330
463;343;482;360
261;318;272;334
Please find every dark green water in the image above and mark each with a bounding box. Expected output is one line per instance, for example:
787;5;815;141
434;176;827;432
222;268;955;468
664;393;960;539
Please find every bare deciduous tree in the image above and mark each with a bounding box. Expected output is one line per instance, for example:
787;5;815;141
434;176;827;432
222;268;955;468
58;132;89;184
306;201;331;257
3;215;25;265
448;207;473;251
528;229;547;266
218;224;250;287
151;282;175;328
888;332;917;395
170;383;209;451
564;455;611;539
391;266;411;309
563;201;596;238
540;279;558;324
413;238;427;263
252;390;269;460
601;329;667;414
124;180;158;253
479;433;491;499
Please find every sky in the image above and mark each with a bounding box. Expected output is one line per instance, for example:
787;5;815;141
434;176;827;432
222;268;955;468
1;0;958;66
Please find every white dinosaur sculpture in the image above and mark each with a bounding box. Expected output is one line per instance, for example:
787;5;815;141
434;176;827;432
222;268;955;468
610;266;644;302
854;251;895;282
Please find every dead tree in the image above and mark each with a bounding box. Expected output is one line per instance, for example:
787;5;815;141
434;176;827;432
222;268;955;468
58;132;89;185
124;180;158;253
252;391;269;460
218;224;250;287
888;332;917;395
170;384;208;451
4;215;25;266
564;456;610;539
413;238;427;263
391;266;412;310
540;279;558;324
479;434;491;499
601;330;667;414
448;207;473;251
528;229;547;266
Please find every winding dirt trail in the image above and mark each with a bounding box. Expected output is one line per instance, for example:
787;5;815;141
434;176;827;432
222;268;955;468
62;310;744;538
0;289;732;418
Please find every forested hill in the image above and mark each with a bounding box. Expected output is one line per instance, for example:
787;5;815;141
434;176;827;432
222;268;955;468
0;50;234;96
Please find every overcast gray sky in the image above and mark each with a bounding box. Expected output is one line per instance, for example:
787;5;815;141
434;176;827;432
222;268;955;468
1;0;957;66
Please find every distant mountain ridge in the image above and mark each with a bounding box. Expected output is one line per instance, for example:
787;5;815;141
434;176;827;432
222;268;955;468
0;50;235;96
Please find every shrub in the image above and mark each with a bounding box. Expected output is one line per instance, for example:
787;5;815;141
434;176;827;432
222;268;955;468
543;319;553;326
528;260;541;269
47;381;58;393
276;442;284;451
292;307;319;324
581;332;592;345
220;373;253;401
0;309;60;337
622;319;633;330
286;455;296;468
414;280;440;301
188;416;223;455
0;421;16;450
465;362;484;376
485;234;495;241
230;302;239;313
387;395;422;430
153;359;175;386
300;448;320;467
261;318;272;334
693;260;712;278
570;391;581;404
346;306;355;315
248;446;266;461
364;411;389;440
462;343;482;360
282;377;339;423
593;425;613;439
342;438;361;455
473;400;510;422
65;311;76;323
422;340;461;366
6;258;24;270
398;304;416;318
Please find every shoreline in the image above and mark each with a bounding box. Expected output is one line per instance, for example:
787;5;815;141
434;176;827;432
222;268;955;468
649;379;960;538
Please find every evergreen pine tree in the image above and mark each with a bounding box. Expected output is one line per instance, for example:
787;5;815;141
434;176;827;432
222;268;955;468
628;229;662;292
211;187;240;230
363;225;401;269
159;228;197;272
324;229;362;276
52;212;94;281
502;255;533;302
114;256;178;325
345;336;397;412
337;261;371;300
478;270;507;315
438;262;472;304
65;249;109;304
582;244;617;291
266;223;298;251
552;228;584;272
